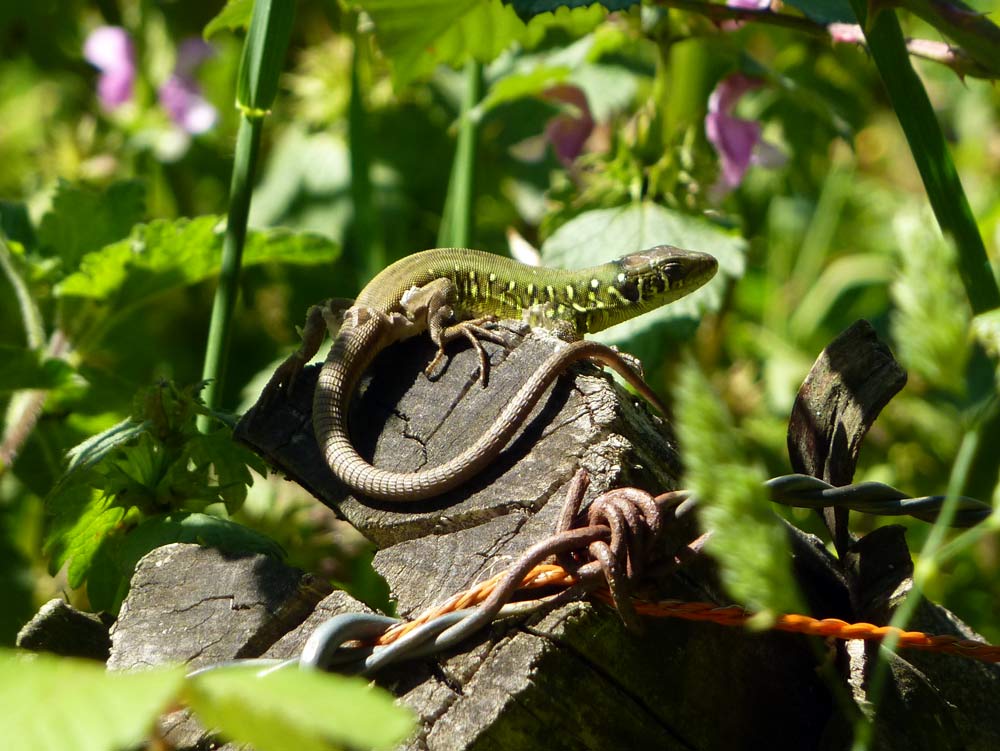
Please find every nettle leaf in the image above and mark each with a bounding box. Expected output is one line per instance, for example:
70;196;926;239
204;0;253;38
0;345;75;392
356;0;605;86
675;360;803;619
88;512;285;612
0;650;185;751
541;202;746;357
505;0;638;21
167;430;268;513
184;663;414;751
37;180;146;271
44;482;136;588
55;216;338;308
45;382;267;596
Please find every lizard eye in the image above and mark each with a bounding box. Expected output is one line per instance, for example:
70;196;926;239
615;279;640;302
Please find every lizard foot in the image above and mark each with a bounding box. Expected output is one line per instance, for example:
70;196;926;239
425;316;508;387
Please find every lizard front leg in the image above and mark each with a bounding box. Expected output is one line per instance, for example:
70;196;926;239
401;278;508;386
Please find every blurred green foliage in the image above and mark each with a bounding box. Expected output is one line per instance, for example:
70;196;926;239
0;0;997;675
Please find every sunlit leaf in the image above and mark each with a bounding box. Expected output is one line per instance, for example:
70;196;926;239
204;0;254;38
185;664;414;751
54;216;339;308
357;0;605;85
0;650;185;751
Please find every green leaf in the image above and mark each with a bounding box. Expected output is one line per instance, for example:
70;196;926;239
205;0;254;38
185;664;415;751
0;346;75;392
357;0;605;86
88;512;285;612
540;202;746;355
172;430;268;513
675;360;803;618
474;65;572;119
780;0;853;24
44;484;132;588
54;216;338;308
45;382;267;597
0;199;35;248
505;0;637;20
0;649;185;751
37;180;146;271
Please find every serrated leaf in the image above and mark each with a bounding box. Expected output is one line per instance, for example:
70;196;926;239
505;0;637;21
0;649;185;751
37;180;146;270
167;430;267;513
675;360;802;617
540;202;745;356
0;346;75;392
357;0;605;86
44;484;132;588
54;216;338;307
204;0;254;38
185;664;414;751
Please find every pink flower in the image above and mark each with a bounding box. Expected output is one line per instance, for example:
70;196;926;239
83;26;136;110
542;85;595;168
157;37;217;134
722;0;771;30
705;73;784;193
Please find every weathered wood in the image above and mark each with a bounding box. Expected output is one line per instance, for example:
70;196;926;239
16;598;111;661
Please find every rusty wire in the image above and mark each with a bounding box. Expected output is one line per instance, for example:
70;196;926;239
283;470;998;676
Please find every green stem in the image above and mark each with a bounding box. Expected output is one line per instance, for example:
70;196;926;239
198;115;263;428
847;0;1000;315
438;60;482;248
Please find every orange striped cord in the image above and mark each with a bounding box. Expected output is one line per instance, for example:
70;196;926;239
377;562;1000;663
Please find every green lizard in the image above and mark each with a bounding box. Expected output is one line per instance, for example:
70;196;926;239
263;245;717;502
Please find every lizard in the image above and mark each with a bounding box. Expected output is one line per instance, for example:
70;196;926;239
262;245;717;502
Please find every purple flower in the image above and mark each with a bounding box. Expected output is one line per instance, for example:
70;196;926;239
157;37;217;135
542;85;595;168
705;73;784;193
83;26;136;110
